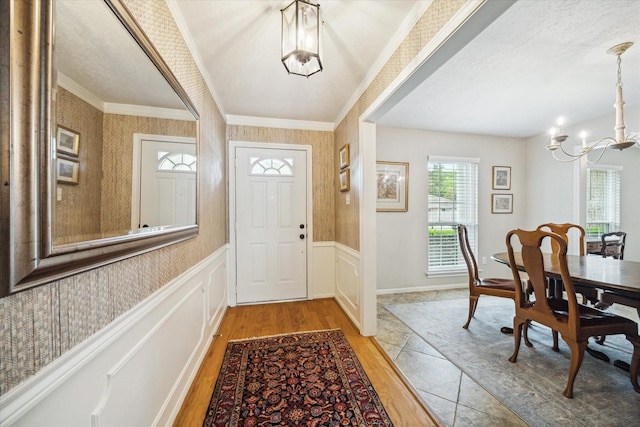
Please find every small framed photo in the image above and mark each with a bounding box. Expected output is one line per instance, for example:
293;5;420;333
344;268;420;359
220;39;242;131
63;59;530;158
56;157;80;184
339;169;350;192
492;166;511;190
491;193;513;214
339;144;350;169
376;161;409;212
56;125;80;156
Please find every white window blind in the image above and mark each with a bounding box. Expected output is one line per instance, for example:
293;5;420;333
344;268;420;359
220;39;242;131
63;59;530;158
586;165;621;240
427;156;479;274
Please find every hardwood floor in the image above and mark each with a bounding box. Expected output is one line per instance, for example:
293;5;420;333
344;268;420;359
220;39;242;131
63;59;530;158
173;298;439;426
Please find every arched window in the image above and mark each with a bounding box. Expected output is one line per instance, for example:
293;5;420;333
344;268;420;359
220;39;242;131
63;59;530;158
249;157;294;176
158;152;197;172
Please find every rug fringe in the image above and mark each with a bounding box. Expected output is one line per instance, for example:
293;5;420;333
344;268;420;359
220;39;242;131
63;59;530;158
227;328;342;343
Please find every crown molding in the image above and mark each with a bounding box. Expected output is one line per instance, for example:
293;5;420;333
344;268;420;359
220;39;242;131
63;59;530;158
57;72;104;111
103;103;195;120
226;115;334;132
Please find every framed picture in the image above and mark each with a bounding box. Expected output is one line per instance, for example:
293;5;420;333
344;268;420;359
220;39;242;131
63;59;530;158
56;157;80;184
339;144;350;169
339;169;350;192
56;125;80;156
492;166;511;190
376;161;409;212
491;193;513;214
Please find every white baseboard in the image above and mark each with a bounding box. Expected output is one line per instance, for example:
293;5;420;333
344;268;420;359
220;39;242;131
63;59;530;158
377;283;467;295
0;246;229;427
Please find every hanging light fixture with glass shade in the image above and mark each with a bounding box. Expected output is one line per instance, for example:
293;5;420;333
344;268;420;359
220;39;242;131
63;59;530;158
281;0;323;77
546;42;638;164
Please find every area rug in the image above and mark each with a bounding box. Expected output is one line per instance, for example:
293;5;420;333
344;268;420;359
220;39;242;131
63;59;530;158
203;329;394;427
386;297;640;427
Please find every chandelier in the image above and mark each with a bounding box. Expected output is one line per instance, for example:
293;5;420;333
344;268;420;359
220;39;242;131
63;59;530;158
281;0;323;77
546;42;638;163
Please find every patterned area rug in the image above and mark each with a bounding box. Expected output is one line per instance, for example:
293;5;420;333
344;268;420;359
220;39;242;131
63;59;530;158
203;329;394;427
386;297;640;427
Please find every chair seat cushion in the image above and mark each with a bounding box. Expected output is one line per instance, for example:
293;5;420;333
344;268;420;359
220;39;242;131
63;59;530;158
549;298;637;327
478;278;516;291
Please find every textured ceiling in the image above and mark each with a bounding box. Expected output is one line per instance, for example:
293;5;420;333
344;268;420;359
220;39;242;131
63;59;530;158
377;0;640;138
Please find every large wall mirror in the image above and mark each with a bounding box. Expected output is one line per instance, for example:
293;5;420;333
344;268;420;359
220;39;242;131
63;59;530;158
0;0;200;297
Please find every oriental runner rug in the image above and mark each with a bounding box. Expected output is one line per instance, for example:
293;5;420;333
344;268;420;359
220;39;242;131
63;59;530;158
203;329;394;427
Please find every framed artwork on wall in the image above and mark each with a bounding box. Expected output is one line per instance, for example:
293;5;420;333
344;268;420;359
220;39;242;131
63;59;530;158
491;193;513;214
339;169;350;192
56;157;80;184
492;165;511;190
56;125;80;156
376;161;409;212
339;144;350;169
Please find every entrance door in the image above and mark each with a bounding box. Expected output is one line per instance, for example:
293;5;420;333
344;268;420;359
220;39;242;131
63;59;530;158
138;139;196;228
235;146;308;304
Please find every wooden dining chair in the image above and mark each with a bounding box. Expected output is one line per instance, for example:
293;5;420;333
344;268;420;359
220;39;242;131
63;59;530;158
458;225;529;346
505;228;640;398
536;223;598;305
599;231;626;259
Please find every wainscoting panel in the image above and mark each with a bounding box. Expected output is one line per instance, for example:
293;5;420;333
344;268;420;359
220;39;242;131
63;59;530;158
334;244;360;329
0;247;228;427
311;242;336;299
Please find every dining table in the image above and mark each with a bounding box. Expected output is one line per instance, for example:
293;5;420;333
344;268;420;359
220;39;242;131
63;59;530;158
492;251;640;392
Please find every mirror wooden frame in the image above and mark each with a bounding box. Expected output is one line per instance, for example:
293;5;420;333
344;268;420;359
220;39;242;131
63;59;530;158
0;0;200;297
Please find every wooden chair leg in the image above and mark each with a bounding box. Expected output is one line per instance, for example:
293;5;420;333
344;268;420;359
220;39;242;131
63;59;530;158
628;335;640;393
509;318;526;363
552;330;560;352
523;320;532;347
562;338;587;398
463;296;478;329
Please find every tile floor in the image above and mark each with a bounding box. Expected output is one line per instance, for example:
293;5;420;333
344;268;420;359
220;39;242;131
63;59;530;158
375;289;529;427
375;289;640;427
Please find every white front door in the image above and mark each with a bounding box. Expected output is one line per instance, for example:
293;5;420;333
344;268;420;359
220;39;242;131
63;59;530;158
139;139;196;228
235;146;308;304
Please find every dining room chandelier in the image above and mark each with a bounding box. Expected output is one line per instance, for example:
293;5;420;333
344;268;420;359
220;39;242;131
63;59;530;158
281;0;323;77
546;42;638;163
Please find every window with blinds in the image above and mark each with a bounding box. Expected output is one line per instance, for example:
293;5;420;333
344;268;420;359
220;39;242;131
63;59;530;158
427;157;479;274
586;166;621;240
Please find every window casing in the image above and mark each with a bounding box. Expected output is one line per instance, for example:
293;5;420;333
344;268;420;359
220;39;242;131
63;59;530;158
427;157;479;274
586;165;621;240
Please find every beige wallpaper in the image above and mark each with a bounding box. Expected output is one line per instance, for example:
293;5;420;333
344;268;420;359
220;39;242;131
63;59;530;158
227;125;335;242
54;88;104;242
334;0;467;251
0;0;227;395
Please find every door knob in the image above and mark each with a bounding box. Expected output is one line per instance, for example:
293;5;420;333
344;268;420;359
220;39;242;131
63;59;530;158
299;234;305;240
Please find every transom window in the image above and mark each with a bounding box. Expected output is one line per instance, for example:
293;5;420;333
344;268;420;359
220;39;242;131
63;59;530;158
157;151;196;172
250;157;294;176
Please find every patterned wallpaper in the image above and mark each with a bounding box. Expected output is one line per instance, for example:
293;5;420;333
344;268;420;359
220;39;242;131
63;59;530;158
0;0;227;395
54;88;104;242
227;125;335;242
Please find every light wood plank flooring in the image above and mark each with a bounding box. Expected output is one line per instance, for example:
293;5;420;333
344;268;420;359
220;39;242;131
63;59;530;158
173;298;439;426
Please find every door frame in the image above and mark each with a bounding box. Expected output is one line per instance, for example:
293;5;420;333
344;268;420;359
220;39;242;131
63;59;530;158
228;141;313;306
131;133;197;230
